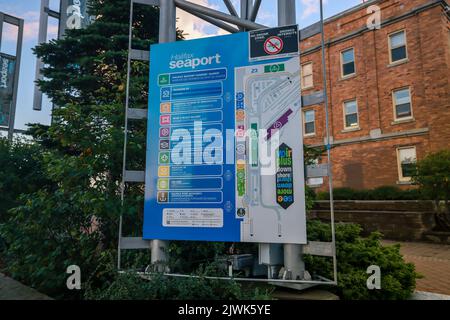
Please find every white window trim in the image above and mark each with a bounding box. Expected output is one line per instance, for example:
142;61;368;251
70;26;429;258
343;99;360;130
340;47;356;78
301;62;314;90
388;29;408;65
392;86;413;121
303;109;316;137
396;146;417;182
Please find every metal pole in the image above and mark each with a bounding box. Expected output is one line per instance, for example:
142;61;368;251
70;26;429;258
278;0;296;26
223;0;239;17
33;0;50;111
178;7;239;33
150;0;177;271
249;0;262;22
174;0;266;30
319;0;338;284
59;0;69;38
7;18;23;142
277;0;305;281
118;0;135;270
240;0;248;30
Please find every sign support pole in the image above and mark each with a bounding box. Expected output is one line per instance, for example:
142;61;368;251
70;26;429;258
277;0;305;281
320;0;338;285
150;0;177;271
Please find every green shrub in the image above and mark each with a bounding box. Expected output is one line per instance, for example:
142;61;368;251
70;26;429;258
316;186;425;201
0;138;49;223
305;220;419;300
84;268;273;300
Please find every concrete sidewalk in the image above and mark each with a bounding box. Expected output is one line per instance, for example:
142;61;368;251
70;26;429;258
0;273;52;300
383;240;450;296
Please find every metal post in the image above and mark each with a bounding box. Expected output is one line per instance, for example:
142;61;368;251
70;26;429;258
151;0;177;271
319;0;338;284
59;0;69;38
118;0;135;270
278;0;296;26
8;18;23;142
240;0;253;28
33;0;49;111
174;0;265;30
249;0;262;22
277;0;305;281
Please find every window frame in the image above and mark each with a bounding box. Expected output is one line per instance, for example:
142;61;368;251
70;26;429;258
303;109;316;137
392;86;413;121
340;47;356;78
396;146;417;182
301;62;314;90
343;99;360;130
388;29;408;64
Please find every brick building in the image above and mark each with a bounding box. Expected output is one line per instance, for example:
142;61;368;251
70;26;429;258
299;0;450;190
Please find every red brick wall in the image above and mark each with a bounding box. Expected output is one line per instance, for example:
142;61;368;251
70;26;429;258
300;0;450;190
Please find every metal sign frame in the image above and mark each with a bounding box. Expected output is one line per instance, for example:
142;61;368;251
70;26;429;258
118;0;337;290
0;12;24;141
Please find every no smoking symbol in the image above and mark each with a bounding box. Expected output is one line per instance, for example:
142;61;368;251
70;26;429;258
264;36;283;55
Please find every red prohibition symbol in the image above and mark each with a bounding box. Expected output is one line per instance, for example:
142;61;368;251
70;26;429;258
264;36;283;55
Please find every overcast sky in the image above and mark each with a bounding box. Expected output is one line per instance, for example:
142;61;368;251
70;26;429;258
0;0;362;132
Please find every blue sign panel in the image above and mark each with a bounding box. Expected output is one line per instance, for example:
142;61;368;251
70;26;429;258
144;26;307;244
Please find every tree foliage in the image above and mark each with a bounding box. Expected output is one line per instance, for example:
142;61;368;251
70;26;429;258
0;0;161;299
413;149;450;230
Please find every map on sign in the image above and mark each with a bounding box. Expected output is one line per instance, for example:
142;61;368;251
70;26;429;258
144;25;307;244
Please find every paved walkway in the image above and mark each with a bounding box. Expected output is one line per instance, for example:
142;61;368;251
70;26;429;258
0;273;52;300
383;240;450;295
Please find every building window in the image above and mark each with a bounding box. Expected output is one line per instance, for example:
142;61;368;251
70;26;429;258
393;87;412;120
301;63;313;89
389;30;407;63
397;147;417;182
341;48;355;77
304;110;315;136
343;100;359;129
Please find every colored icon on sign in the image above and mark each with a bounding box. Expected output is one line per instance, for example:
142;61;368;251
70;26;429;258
158;166;170;177
237;160;246;197
236;110;245;121
157;191;169;203
236;143;246;155
161;87;171;101
237;208;246;217
160;127;170;137
159;152;170;164
236;125;245;138
159;74;170;86
159;140;170;150
160;102;171;113
160;115;171;125
264;36;283;55
158;178;169;190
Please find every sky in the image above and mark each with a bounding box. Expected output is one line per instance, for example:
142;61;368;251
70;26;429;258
0;0;363;132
